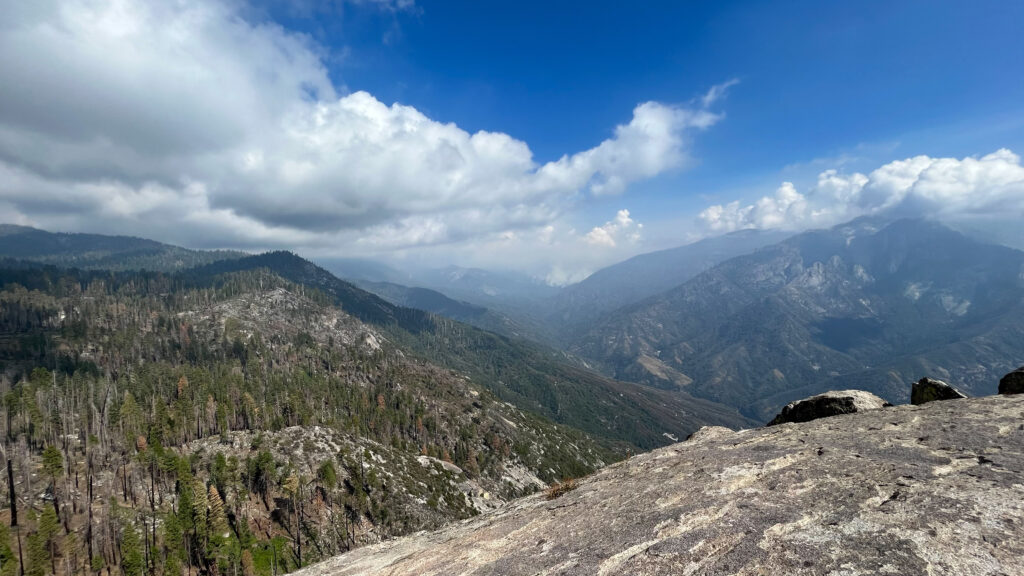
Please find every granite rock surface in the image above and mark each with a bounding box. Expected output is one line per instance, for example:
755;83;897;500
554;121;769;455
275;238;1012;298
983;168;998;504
294;395;1024;576
911;377;968;405
767;389;890;426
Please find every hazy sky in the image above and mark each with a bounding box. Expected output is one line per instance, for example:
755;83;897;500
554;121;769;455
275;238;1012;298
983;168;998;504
1;0;1023;283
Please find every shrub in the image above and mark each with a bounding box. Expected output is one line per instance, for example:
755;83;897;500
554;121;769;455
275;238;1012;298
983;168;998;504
545;478;578;500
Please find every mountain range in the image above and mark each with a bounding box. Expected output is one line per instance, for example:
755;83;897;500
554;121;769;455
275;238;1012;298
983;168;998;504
571;217;1024;420
0;226;753;446
2;217;1023;575
546;228;791;332
320;230;792;345
4;218;1022;425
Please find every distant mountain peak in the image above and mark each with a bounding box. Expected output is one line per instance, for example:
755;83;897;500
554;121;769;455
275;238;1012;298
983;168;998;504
546;228;793;332
0;223;38;236
572;215;1024;421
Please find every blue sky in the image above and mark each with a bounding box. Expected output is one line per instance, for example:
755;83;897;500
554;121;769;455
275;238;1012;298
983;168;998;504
243;0;1024;249
1;0;1023;281
278;1;1024;186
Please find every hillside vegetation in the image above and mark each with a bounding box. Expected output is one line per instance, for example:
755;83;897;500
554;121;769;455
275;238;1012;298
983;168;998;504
0;225;245;272
0;263;613;576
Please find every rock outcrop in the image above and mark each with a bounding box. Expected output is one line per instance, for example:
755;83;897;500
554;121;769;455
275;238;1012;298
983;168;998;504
1000;367;1024;395
294;395;1024;576
911;377;967;405
767;389;889;425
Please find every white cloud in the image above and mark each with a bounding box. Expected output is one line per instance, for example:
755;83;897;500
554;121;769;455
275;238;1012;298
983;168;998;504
699;182;808;232
343;0;416;11
701;78;740;108
559;102;721;196
0;0;725;261
585;209;642;247
699;149;1024;232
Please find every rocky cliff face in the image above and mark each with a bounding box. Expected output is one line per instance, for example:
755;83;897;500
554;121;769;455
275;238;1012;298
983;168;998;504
294;395;1024;576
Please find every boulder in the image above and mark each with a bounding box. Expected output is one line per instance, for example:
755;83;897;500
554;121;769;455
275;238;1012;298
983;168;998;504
767;389;889;426
911;377;967;405
999;366;1024;395
684;426;735;444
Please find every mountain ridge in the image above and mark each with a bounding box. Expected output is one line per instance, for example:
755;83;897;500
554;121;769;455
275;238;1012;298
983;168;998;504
572;217;1024;420
182;251;757;444
547;228;792;332
0;223;247;271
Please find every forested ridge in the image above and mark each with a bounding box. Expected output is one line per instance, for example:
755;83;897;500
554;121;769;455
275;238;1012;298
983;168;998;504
0;262;613;576
0;226;245;273
186;252;752;447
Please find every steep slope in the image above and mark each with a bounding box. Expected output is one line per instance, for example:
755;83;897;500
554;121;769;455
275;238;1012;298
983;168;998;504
352;281;489;321
0;223;245;270
549;229;790;331
320;260;561;345
0;264;614;573
574;218;1024;420
402;266;562;344
295;394;1024;576
349;280;535;340
189;252;759;445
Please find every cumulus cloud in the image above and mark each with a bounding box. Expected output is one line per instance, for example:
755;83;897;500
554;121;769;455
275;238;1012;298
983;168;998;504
699;149;1024;232
584;209;642;247
0;0;725;260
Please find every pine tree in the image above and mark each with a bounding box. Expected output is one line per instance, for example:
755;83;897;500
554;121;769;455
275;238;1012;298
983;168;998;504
206;485;228;539
119;392;142;446
0;523;18;576
119;521;144;576
160;507;184;576
316;462;337;490
40;447;62;482
190;478;209;559
25;532;46;576
40;446;63;525
26;507;57;576
202;483;236;576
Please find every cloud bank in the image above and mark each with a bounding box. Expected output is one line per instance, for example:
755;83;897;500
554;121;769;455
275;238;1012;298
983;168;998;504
0;0;726;279
700;149;1024;232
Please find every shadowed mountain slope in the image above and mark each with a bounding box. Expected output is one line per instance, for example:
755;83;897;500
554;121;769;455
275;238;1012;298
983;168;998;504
573;218;1024;420
549;229;791;332
0;223;245;271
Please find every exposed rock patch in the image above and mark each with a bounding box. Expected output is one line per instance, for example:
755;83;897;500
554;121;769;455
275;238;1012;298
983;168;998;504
1000;367;1024;395
684;425;735;444
911;377;967;405
767;389;889;425
294;395;1024;576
